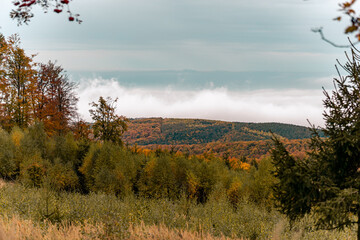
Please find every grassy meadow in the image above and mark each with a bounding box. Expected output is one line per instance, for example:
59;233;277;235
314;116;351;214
0;180;355;239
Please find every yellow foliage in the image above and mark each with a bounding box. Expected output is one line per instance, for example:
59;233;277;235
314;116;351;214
227;179;242;206
79;142;101;176
10;127;24;147
141;148;152;157
144;158;157;176
239;162;250;171
186;171;199;199
228;157;250;171
175;151;183;157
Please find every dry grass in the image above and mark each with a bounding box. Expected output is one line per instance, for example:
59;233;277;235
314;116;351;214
0;179;8;189
0;215;245;240
271;219;285;240
128;222;244;240
0;215;103;240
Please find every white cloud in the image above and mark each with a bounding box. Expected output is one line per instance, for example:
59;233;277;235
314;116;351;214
78;78;325;127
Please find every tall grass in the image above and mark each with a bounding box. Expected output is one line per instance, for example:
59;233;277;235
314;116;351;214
0;181;356;239
0;215;103;240
0;183;278;239
0;215;246;240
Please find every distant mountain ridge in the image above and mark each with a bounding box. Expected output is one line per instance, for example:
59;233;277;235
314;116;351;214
123;118;319;145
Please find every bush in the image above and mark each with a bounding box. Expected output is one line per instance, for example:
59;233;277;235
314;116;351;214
20;154;47;188
47;158;79;191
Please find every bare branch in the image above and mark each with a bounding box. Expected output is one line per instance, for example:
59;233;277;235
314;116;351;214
311;27;359;48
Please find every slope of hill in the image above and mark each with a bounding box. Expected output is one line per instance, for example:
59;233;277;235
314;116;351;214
138;138;310;160
123;118;319;145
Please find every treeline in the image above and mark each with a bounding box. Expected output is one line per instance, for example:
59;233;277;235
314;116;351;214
0;33;276;208
138;138;310;161
0;122;276;207
0;34;79;135
123;118;319;145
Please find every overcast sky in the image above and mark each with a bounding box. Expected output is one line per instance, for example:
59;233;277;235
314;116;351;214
0;0;355;126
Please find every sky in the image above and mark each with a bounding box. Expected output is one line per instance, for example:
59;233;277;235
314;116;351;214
0;0;355;126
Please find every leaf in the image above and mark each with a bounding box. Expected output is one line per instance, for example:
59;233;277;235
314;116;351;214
356;33;360;41
333;16;342;21
342;2;351;8
345;25;358;33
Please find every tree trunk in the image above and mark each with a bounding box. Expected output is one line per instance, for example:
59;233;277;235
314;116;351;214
358;209;360;240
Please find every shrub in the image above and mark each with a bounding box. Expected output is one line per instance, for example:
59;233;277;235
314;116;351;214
47;158;79;191
20;154;48;188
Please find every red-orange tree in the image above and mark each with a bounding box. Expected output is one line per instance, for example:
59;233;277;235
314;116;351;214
35;61;78;135
0;34;78;134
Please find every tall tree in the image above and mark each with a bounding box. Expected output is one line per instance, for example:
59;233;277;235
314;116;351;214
0;34;37;130
271;47;360;239
89;96;128;145
35;61;78;135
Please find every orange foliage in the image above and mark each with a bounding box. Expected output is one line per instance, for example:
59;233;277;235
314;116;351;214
35;61;77;135
71;119;91;140
140;148;152;157
136;138;310;163
227;157;251;171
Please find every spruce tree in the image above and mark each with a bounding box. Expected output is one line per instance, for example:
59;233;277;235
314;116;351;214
271;48;360;239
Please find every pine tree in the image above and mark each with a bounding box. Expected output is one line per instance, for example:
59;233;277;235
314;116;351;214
271;47;360;239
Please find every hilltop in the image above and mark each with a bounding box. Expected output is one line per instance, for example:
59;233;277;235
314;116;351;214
122;118;318;145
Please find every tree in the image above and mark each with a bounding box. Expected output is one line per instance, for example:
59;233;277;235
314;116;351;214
35;61;78;135
70;118;91;141
10;0;81;25
0;34;37;130
271;47;360;239
0;35;78;133
89;96;128;145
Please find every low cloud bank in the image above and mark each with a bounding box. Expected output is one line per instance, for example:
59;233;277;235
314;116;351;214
77;78;325;127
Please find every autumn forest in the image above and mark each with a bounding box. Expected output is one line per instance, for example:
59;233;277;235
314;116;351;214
0;31;357;239
3;0;360;239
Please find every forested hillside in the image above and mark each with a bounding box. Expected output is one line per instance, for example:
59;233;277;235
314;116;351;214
123;118;319;145
138;138;309;161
